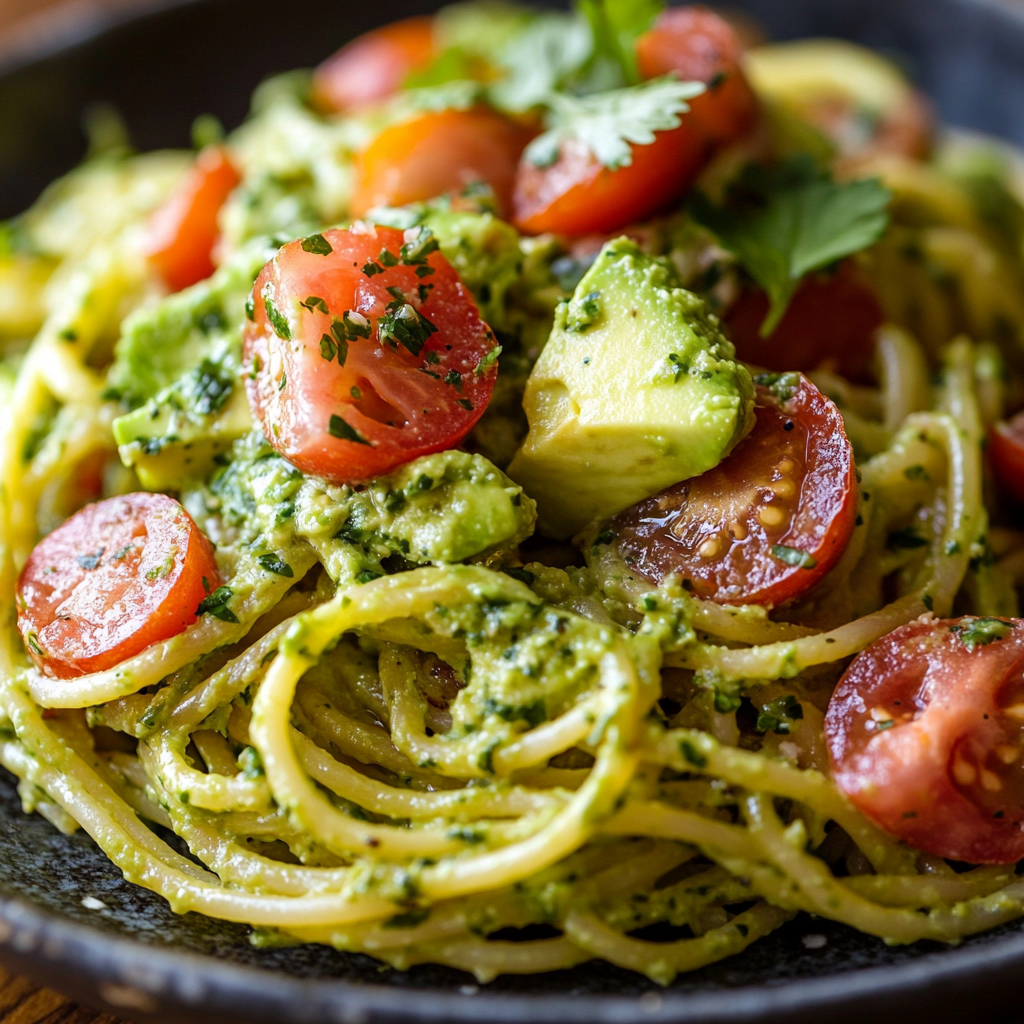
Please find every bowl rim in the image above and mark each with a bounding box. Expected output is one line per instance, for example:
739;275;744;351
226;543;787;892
4;0;1024;1020
5;887;1024;1024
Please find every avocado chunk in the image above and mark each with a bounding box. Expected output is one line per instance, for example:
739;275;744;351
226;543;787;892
507;238;755;539
112;354;253;490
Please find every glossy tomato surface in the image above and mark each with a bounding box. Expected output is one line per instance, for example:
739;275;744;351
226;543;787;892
636;5;759;146
724;263;885;379
311;16;436;113
143;146;240;292
827;616;1024;864
16;493;220;679
350;109;528;219
513;6;757;237
611;373;857;607
990;410;1024;506
244;225;498;483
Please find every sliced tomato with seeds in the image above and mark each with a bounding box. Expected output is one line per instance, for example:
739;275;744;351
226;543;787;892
989;410;1024;506
311;16;437;114
826;616;1024;864
350;108;529;219
143;146;241;293
244;225;498;483
16;493;220;679
611;373;857;607
724;263;885;380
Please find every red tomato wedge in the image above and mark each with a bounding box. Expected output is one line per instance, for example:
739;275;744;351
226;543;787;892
513;6;757;237
826;616;1024;864
144;146;241;293
350;109;529;219
243;225;498;483
989;411;1024;506
312;17;436;114
724;263;885;380
611;373;857;607
16;493;220;679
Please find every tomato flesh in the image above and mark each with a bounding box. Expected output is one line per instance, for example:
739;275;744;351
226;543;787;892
513;6;757;237
611;373;857;607
244;225;498;484
143;146;241;293
16;493;220;679
724;263;885;380
311;17;436;114
826;617;1024;864
350;108;528;219
990;411;1024;507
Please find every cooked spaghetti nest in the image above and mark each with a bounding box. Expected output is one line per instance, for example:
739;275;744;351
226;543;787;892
3;39;1024;988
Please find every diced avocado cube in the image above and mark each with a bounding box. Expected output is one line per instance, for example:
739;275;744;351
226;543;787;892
508;238;754;539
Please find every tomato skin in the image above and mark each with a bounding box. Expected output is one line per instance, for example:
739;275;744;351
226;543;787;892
724;263;885;380
244;226;498;484
16;494;220;679
513;129;710;237
989;411;1024;506
826;617;1024;864
514;6;757;237
350;109;528;219
636;6;759;147
311;17;436;114
144;147;241;293
611;374;857;607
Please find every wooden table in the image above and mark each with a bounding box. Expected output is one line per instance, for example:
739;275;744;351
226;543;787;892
0;968;125;1024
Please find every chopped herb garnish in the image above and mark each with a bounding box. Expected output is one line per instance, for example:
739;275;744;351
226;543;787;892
680;739;707;770
362;260;384;277
771;544;817;569
262;287;292;340
300;295;329;315
400;227;440;266
444;369;463;391
457;398;474;411
951;617;1012;652
328;414;372;446
379;301;438;357
196;586;239;623
356;569;383;584
887;526;929;550
475;345;502;376
257;553;294;578
301;233;333;256
378;248;400;268
503;566;536;586
756;694;804;735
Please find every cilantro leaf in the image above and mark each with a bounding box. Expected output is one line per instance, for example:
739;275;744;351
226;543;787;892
691;156;891;335
525;76;706;171
491;12;593;112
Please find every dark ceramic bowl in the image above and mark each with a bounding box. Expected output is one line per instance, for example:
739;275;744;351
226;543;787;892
4;0;1024;1020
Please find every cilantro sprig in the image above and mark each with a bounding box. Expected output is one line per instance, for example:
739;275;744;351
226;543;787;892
691;155;891;335
525;76;705;172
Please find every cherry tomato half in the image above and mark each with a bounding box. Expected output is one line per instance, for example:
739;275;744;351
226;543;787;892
636;5;759;147
989;411;1024;507
350;108;529;219
826;616;1024;864
724;263;885;380
16;493;220;679
513;6;757;237
244;225;498;484
311;17;437;114
611;373;857;607
143;146;241;293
